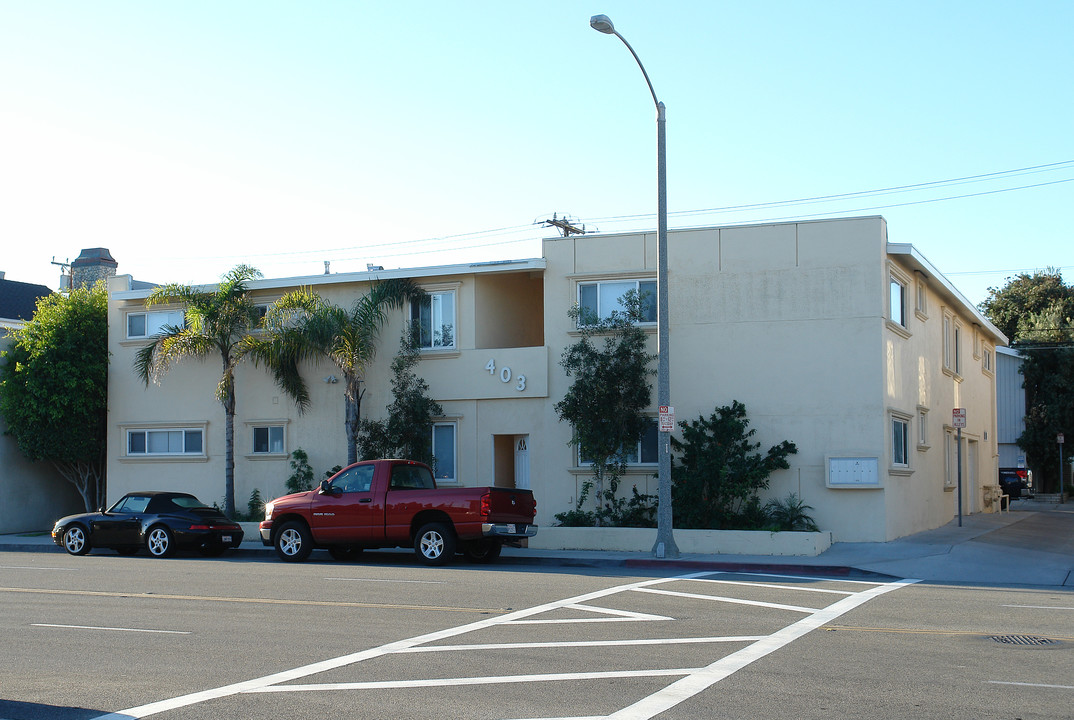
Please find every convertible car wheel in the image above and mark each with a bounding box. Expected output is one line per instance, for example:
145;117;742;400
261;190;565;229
146;526;175;558
62;525;91;556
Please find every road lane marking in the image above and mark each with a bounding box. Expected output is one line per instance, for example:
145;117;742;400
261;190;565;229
634;586;816;613
506;601;672;625
607;578;920;719
90;571;916;720
396;636;769;653
324;577;446;584
33;623;190;635
0;587;501;614
988;681;1074;690
1001;604;1074;611
253;668;705;692
688;577;854;595
0;565;73;571
90;571;714;720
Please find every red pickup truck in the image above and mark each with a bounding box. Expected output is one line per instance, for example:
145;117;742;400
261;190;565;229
259;459;538;565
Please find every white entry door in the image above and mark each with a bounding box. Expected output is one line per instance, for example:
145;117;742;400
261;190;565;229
514;436;530;490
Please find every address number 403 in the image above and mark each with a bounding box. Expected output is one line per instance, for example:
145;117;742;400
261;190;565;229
485;359;526;391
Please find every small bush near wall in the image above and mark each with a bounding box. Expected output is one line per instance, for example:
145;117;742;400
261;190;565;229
670;401;799;530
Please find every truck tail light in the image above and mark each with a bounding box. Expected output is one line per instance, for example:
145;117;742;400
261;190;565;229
532;497;537;517
480;493;490;518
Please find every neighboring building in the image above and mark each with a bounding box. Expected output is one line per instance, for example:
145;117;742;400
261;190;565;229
996;347;1027;472
104;216;1006;542
0;274;84;532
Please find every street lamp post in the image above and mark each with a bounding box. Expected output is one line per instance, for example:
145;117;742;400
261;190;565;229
590;14;679;559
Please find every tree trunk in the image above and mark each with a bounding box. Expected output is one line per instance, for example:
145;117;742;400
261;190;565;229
344;375;363;466
53;459;104;513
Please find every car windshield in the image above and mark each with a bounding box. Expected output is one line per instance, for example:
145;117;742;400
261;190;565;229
109;495;151;513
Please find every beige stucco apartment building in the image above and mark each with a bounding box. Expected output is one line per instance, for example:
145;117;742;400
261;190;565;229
105;216;1005;542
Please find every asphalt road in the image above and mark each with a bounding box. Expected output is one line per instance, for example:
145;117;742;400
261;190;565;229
2;549;1073;719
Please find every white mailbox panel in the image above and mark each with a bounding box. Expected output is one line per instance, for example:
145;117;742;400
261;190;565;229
827;457;880;488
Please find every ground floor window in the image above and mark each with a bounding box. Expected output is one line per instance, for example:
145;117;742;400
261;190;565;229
127;428;203;456
891;414;910;467
431;422;456;483
252;425;285;454
579;418;659;466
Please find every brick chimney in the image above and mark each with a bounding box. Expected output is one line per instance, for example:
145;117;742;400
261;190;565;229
69;248;118;289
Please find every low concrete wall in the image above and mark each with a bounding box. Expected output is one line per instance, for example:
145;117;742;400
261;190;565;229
529;526;832;556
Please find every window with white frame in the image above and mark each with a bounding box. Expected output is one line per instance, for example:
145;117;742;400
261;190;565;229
252;425;285;454
891;412;910;468
917;407;929;449
889;275;907;328
411;291;456;349
577;279;657;325
915;275;928;318
127;428;203;456
127;310;185;339
983;347;993;373
953;323;963;374
579;418;659;466
431;422;456;482
942;311;963;375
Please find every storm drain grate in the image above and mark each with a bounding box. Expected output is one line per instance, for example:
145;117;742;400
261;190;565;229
989;635;1058;646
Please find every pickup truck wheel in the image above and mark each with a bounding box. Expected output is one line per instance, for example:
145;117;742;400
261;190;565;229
275;521;313;562
328;546;363;561
463;539;502;563
415;523;456;566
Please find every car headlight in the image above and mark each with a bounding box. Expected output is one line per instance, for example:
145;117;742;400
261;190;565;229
263;502;274;521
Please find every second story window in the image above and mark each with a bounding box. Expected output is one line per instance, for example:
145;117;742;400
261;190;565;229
890;276;907;328
577;279;656;325
127;310;185;339
412;290;456;350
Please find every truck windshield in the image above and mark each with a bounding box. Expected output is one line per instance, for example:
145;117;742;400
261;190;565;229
389;465;436;490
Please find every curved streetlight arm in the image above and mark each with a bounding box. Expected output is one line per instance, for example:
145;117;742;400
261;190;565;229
611;32;661;110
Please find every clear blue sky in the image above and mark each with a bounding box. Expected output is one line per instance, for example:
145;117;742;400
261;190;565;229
2;1;1071;307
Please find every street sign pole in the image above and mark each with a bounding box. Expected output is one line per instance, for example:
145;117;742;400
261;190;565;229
1059;433;1066;504
957;426;963;526
953;409;967;527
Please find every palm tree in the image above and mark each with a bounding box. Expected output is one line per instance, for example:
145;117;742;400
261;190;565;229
135;264;263;518
249;278;425;465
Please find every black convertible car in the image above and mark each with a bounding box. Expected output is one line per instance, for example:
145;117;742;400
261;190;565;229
52;491;244;558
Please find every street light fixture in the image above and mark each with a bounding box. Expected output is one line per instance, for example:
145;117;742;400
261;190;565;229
590;13;679;559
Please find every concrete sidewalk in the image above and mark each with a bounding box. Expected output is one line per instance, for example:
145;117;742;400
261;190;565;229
5;500;1072;587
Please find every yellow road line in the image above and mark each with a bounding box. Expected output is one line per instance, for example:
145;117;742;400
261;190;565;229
823;625;1074;642
0;586;504;614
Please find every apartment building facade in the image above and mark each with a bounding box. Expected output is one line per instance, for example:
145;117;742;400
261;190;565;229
105;216;1005;542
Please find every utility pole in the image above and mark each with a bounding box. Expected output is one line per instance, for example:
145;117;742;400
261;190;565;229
541;213;588;237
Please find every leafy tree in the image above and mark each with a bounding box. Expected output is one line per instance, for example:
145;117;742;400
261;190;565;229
134;264;263;518
0;284;108;511
555;291;655;527
248;279;425;466
286;448;316;493
981;269;1074;492
1017;349;1074;493
356;329;443;466
980;268;1074;343
670;401;798;529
